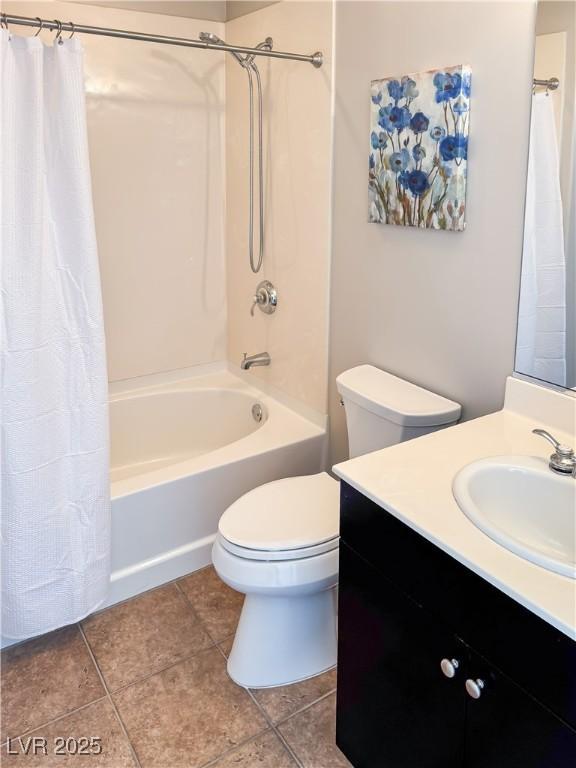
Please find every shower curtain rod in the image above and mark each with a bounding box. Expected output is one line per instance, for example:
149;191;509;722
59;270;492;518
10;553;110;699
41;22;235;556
1;13;324;68
533;76;559;90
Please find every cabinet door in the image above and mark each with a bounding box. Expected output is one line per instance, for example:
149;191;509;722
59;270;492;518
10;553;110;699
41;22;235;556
464;651;576;768
336;543;466;768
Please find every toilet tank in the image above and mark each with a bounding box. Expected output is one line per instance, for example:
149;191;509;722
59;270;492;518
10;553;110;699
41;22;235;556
336;365;461;459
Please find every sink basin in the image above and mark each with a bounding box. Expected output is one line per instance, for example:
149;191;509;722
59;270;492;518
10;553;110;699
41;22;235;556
453;456;576;578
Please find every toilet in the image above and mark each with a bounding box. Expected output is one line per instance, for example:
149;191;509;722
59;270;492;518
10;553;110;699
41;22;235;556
212;365;461;688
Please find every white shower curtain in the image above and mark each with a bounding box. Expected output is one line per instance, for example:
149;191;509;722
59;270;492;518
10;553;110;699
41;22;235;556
1;31;111;640
516;92;566;385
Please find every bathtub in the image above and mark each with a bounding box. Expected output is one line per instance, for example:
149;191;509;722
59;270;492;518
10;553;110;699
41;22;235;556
105;366;326;608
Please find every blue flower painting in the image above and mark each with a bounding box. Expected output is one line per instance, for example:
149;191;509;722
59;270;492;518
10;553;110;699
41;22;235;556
369;64;471;231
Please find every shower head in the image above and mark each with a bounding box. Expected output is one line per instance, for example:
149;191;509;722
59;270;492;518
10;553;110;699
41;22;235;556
199;31;245;66
244;37;273;68
199;31;222;45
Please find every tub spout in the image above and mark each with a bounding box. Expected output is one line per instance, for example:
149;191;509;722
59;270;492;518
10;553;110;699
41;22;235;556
241;352;271;370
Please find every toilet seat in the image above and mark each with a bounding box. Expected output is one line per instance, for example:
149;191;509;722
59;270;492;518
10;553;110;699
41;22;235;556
218;534;339;561
218;472;340;561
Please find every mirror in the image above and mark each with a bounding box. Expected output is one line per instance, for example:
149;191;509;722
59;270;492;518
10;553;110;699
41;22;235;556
515;0;575;389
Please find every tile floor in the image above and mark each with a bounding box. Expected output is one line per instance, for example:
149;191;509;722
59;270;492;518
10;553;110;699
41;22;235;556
1;567;351;768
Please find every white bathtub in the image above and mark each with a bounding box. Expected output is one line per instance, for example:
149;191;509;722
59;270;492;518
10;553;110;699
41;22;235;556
105;366;326;608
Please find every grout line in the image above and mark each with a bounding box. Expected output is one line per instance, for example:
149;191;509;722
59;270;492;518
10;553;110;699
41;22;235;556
1;695;109;745
109;644;218;696
213;637;339;767
214;631;235;650
214;641;229;662
4;574;329;768
249;692;305;768
78;624;142;768
243;676;303;767
275;688;338;728
213;643;301;767
174;580;222;647
246;689;275;728
86;565;214;620
271;725;304;768
82;581;221;698
196;724;275;768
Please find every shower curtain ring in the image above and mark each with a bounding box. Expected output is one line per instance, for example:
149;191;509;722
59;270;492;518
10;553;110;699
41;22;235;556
68;22;75;40
34;17;44;36
1;13;12;38
54;19;63;45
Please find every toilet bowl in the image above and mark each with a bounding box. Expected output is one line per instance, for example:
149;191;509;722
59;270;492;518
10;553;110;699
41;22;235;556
213;365;462;688
213;472;340;688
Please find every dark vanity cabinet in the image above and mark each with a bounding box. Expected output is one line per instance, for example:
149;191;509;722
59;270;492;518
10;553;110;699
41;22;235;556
336;483;576;768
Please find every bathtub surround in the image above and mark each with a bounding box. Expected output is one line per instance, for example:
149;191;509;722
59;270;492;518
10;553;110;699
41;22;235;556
329;0;536;464
85;5;227;382
226;0;333;416
3;0;228;383
5;0;333;423
1;31;110;639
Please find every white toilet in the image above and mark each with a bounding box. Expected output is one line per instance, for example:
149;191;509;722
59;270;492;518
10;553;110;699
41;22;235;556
212;365;461;688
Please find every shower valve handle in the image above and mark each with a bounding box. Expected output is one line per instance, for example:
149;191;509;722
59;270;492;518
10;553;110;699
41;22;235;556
250;281;278;317
251;288;267;316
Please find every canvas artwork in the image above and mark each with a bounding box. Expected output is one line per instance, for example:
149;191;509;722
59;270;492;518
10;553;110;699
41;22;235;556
369;64;471;231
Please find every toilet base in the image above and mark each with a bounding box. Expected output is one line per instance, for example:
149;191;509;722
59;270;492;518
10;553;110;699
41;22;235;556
227;587;338;688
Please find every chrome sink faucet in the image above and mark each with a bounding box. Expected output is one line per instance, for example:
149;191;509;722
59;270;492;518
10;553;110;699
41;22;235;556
532;429;576;477
241;352;271;370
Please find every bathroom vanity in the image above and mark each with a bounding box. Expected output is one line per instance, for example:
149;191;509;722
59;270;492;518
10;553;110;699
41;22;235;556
333;377;576;768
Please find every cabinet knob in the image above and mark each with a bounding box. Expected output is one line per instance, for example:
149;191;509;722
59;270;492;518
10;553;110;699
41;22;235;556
440;658;460;679
465;679;485;699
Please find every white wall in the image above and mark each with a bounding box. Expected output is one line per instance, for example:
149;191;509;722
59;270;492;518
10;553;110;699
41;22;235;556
329;0;537;463
4;0;227;383
225;0;333;416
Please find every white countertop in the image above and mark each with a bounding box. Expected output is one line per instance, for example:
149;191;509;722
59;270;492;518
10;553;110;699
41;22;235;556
333;380;576;640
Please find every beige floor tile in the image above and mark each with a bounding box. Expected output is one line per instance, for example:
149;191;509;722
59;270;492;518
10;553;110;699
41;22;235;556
217;636;234;658
113;647;267;768
278;694;352;768
251;669;337;724
82;584;212;690
208;730;296;767
178;567;244;643
1;626;105;742
1;699;136;767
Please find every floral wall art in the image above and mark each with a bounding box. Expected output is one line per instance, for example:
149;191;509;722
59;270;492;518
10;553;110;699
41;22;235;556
369;64;471;231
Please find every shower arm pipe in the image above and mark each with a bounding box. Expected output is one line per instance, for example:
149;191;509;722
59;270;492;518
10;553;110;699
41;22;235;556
1;14;324;68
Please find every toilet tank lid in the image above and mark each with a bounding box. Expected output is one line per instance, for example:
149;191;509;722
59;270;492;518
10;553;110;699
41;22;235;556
336;365;462;427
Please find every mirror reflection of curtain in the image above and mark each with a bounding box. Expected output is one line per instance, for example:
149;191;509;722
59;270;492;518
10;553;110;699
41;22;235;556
516;92;566;386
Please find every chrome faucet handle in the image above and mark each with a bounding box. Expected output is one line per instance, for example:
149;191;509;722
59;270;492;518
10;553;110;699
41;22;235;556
251;288;266;316
250;280;278;317
532;429;573;454
532;429;576;476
